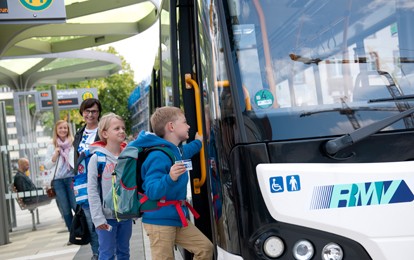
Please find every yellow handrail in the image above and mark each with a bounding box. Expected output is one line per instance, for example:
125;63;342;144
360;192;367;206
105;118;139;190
185;74;206;194
215;80;252;111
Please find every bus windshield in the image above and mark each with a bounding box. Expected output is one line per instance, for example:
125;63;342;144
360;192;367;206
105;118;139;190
225;0;414;141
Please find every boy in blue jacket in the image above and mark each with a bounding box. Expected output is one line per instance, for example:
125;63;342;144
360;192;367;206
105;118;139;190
133;106;213;260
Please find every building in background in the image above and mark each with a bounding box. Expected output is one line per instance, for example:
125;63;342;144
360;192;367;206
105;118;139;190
129;83;150;138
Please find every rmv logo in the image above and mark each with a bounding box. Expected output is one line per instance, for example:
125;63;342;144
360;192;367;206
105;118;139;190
310;180;414;210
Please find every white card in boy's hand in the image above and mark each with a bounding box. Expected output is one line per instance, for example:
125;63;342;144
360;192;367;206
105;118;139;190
175;159;193;170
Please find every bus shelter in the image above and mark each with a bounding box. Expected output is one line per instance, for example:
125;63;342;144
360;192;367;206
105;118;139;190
0;0;161;245
0;49;122;244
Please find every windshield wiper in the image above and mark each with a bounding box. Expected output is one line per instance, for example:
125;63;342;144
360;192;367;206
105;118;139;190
300;106;396;117
325;106;414;155
369;94;414;103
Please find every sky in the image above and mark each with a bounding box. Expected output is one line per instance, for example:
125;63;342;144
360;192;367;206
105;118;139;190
102;22;159;85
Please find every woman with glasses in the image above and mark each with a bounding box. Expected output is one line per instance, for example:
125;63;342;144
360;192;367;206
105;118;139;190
73;98;102;260
74;98;102;163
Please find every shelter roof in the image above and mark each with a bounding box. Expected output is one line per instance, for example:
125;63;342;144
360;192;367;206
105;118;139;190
0;0;160;57
0;50;122;91
0;0;160;90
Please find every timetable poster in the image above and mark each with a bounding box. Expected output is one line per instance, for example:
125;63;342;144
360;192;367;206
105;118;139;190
0;0;8;14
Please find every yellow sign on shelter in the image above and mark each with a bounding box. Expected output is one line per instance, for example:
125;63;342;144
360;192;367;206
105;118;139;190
19;0;53;11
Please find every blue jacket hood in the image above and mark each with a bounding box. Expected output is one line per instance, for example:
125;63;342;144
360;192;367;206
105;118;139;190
134;131;175;148
132;131;182;160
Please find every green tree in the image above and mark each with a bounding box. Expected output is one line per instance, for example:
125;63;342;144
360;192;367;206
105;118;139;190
36;47;137;135
80;47;135;134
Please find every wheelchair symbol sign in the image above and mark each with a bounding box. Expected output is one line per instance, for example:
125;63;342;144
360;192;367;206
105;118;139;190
269;177;284;193
269;175;301;193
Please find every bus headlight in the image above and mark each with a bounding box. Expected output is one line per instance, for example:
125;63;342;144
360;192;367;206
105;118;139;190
322;243;343;260
292;240;314;260
263;236;284;258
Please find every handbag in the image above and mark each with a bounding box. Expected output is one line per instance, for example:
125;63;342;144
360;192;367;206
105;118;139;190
69;205;91;245
46;186;56;198
46;156;59;198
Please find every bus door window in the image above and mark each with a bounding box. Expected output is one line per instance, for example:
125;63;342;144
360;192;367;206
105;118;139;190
198;0;239;253
159;0;174;107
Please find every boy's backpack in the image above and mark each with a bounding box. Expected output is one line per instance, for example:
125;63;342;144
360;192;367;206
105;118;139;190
104;144;175;221
73;150;106;206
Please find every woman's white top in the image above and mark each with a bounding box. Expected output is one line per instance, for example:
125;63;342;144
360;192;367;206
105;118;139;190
44;144;75;179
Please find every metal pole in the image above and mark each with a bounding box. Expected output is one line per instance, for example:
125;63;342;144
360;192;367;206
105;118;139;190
51;85;60;123
0;102;10;245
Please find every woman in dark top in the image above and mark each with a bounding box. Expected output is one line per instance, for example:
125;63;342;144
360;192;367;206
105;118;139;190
73;98;101;260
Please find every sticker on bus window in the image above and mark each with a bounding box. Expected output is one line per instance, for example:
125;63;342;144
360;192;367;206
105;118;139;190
254;89;274;109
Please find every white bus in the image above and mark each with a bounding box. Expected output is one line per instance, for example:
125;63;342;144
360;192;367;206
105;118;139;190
147;1;414;259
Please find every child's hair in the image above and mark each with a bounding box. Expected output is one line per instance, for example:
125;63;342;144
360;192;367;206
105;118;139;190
52;120;73;147
150;107;183;137
98;113;124;142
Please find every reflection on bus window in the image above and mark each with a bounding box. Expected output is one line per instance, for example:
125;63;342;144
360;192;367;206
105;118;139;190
224;0;414;140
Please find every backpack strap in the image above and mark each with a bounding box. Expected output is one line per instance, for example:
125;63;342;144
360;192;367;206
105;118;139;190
136;146;175;194
74;150;90;176
95;151;106;175
95;151;106;202
138;193;200;227
145;146;175;163
157;199;200;227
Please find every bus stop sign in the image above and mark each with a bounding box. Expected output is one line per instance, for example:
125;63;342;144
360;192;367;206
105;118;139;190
36;88;98;112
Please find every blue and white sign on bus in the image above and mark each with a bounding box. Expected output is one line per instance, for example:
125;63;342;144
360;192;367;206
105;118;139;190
269;175;301;193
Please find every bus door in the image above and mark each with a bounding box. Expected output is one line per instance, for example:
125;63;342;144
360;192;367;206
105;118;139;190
155;1;216;259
